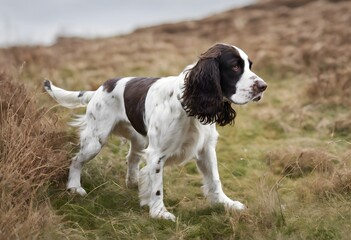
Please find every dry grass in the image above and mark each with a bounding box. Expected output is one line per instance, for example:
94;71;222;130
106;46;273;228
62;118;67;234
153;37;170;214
306;67;351;107
311;169;351;203
266;147;337;178
0;72;69;239
0;0;351;239
2;0;350;107
311;149;351;198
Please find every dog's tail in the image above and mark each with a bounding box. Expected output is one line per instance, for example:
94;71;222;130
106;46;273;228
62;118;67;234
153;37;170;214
43;80;95;109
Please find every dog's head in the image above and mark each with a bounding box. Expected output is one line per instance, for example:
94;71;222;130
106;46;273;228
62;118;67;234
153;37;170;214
183;43;267;126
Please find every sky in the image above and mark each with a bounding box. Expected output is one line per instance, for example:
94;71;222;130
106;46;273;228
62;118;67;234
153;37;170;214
0;0;254;47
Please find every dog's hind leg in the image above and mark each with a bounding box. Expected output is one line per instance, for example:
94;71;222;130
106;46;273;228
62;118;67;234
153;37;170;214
67;121;111;195
125;134;146;188
67;131;102;196
67;95;117;196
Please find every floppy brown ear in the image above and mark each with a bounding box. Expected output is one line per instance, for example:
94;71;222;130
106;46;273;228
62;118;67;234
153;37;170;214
182;50;236;126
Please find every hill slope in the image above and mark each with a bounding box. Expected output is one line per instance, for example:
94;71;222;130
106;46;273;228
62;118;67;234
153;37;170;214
1;0;350;88
1;0;351;239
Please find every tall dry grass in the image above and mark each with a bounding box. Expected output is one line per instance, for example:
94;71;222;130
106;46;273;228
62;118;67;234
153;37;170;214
311;149;351;198
0;72;69;239
266;146;351;201
0;0;350;238
266;147;337;178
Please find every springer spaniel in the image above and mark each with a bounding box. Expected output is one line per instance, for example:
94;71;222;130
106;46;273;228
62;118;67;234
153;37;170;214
44;43;267;221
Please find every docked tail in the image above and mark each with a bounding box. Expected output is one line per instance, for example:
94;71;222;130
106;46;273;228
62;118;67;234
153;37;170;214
43;80;95;109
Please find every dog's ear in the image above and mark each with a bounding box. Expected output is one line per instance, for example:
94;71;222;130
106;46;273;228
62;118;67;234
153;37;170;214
182;46;236;126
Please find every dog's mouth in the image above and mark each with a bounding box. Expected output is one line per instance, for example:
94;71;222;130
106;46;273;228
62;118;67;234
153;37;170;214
251;80;267;102
227;91;264;105
252;93;262;102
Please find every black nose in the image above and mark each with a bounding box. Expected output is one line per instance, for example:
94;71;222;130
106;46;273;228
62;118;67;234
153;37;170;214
256;81;267;92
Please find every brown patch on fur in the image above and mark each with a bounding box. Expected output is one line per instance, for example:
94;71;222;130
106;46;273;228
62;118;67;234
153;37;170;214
103;78;122;93
124;77;159;135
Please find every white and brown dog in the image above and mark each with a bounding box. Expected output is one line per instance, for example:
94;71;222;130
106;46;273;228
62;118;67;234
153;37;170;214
44;43;267;221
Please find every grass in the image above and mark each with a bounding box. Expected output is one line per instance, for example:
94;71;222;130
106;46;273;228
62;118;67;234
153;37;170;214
41;72;350;239
0;72;69;239
1;0;351;239
3;59;351;239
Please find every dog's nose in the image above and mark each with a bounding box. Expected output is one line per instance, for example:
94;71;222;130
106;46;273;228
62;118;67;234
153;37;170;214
256;81;267;92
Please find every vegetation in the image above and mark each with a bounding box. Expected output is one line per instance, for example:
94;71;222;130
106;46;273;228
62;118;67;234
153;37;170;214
1;0;350;239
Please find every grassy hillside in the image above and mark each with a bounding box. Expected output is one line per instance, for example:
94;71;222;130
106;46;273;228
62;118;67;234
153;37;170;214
1;0;351;239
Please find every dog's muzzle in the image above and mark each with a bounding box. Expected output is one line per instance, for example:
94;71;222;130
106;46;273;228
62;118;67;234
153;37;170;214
252;80;267;102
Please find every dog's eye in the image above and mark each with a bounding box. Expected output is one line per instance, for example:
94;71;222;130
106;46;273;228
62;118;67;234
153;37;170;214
233;65;240;72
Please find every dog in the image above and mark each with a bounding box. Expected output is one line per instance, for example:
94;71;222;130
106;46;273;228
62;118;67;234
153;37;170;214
44;43;267;221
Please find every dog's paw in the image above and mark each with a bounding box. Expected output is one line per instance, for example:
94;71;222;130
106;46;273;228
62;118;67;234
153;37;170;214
68;187;87;196
150;208;176;222
224;200;246;210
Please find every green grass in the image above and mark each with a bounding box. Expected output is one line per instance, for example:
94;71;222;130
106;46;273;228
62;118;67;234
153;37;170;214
2;1;351;238
4;32;348;240
44;69;351;239
45;73;351;239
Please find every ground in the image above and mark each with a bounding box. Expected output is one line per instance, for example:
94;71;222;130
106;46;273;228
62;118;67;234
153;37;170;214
1;0;351;239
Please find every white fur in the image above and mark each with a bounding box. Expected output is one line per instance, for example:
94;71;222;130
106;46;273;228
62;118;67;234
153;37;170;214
44;80;95;109
44;45;266;221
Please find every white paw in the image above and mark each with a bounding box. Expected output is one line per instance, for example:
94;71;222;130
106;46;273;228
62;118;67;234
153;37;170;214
150;208;176;222
68;187;87;196
224;200;246;210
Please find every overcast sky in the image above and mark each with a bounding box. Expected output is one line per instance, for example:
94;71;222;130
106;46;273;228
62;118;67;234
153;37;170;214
0;0;254;47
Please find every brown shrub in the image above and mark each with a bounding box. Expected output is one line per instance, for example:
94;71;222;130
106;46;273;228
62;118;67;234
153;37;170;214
0;72;69;239
312;169;351;199
266;147;337;178
342;150;351;163
330;170;351;195
333;117;351;138
312;150;351;197
306;67;351;107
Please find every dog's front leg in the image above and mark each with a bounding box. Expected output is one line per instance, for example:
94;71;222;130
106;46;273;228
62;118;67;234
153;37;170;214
139;154;176;221
196;147;246;210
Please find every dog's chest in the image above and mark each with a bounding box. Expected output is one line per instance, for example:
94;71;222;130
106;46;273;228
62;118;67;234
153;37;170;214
164;121;210;166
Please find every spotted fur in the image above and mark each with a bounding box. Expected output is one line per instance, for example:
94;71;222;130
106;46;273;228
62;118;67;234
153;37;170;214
44;43;267;221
